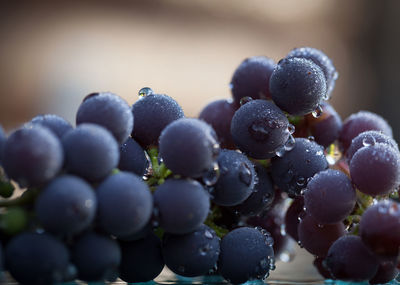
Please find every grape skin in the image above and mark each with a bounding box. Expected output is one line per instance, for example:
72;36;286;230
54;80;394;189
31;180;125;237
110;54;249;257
3;125;64;187
230;99;289;159
118;137;149;176
153;178;210;234
35;175;97;235
96;172;153;237
284;196;304;241
159;118;219;178
62;123;119;182
162;225;220;277
131;93;184;148
76;92;133;144
269;57;326;116
31;114;73;139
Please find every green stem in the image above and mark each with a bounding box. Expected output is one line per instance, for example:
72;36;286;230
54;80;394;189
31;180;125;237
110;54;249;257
0;188;40;208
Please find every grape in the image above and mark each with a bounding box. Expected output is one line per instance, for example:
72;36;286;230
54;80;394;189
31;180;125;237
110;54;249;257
313;257;334;279
62;123;119;182
162;225;220;277
284;196;304;241
35;175;97;235
76;92;133;144
0;124;6;163
269;57;326;116
286;47;337;97
199;99;237;149
325;235;379;281
153;178;210;234
218;227;274;283
230;56;276;105
72;232;121;282
359;200;400;257
118;137;149;176
304;169;356;224
271;138;328;197
305;102;342;148
211;149;256;207
339;111;393;153
230;99;290;159
30;114;73;139
159;118;219;178
298;214;345;257
96;172;153;237
232;163;275;216
131;93;184;148
117;221;153;242
3;125;63;187
5;233;70;284
119;233;164;283
346;130;399;162
369;260;399;284
350;143;400;196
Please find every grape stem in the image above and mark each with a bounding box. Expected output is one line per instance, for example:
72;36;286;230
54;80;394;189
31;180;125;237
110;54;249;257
146;147;172;188
0;188;40;207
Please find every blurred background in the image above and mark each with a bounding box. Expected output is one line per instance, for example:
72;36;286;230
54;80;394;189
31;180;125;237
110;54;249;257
1;0;400;141
1;0;399;281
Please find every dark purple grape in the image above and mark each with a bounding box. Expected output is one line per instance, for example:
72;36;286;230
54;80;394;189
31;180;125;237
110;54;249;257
269;57;326;116
0;124;6;163
162;225;220;277
346;130;399;163
3;125;63;187
159;118;219;178
76;92;133;144
62;123;119;182
306;102;342;148
218;227;274;283
350;143;400;196
199;99;237;149
5;233;70;285
271;138;328;197
298;214;345;257
339;111;393;153
131;93;184;148
231;163;275;216
96;172;153;237
119;233;164;283
72;232;121;282
360;200;400;257
35;175;97;235
313;257;334;279
31;114;73;139
118;137;148;176
284;196;304;241
230;56;276;106
212;149;256;207
325;235;379;281
230;99;290;159
369;260;399;284
286;47;337;97
304;169;356;224
153;178;210;234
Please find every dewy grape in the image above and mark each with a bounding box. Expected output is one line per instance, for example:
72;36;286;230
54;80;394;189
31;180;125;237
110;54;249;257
0;46;399;284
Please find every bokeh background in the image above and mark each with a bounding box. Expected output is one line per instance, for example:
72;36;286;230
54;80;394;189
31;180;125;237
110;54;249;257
0;0;400;281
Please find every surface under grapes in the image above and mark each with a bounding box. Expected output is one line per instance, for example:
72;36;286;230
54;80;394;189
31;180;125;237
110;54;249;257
0;46;399;285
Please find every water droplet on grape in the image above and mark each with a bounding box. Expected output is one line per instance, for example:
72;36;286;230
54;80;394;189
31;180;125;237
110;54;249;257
308;136;315;141
362;135;376;147
138;87;153;98
204;230;213;239
296;177;306;186
312;105;323;118
239;162;252;186
240;96;253;106
275;146;286;157
287;124;296;134
284;135;296;151
202;162;220;186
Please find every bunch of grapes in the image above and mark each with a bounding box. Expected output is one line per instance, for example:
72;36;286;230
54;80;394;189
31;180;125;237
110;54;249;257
0;46;399;285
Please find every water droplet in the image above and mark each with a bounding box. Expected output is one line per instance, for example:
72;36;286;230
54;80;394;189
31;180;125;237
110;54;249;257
287;124;296;134
249;122;270;142
259;258;269;269
296;177;306;186
199;244;211;256
316;150;324;156
275;146;286;157
240;96;253;106
363;135;376;147
317;223;324;228
312;105;323;118
204;230;213;239
229;83;234;90
280;224;286;236
212;143;220;158
308;136;315;141
239;162;252;186
138;87;153;98
284;135;296;151
202;162;220;186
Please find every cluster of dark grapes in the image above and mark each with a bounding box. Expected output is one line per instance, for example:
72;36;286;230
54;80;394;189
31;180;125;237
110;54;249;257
0;46;399;285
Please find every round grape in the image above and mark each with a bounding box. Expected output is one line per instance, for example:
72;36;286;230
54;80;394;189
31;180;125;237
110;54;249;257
118;137;149;176
31;114;73;139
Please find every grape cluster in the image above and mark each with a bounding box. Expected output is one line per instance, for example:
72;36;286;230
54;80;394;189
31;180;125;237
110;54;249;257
0;46;398;285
